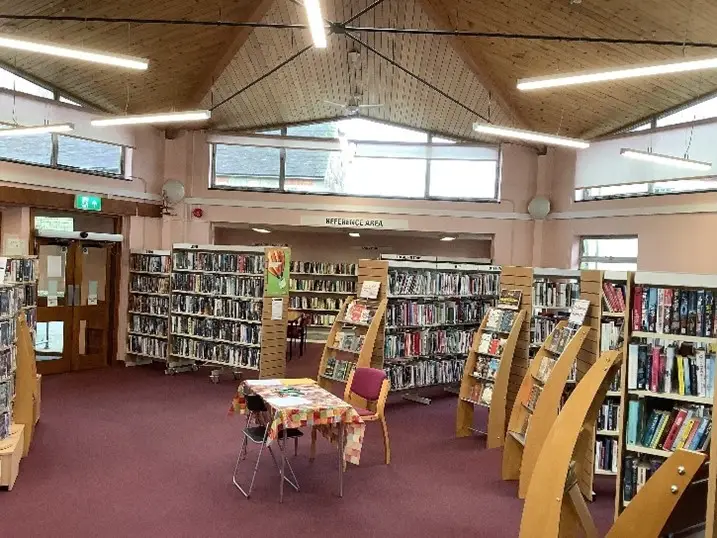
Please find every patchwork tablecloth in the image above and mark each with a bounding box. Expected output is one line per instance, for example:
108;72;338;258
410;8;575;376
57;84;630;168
229;378;365;465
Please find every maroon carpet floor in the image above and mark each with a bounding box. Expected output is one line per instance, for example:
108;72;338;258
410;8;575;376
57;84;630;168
0;344;616;537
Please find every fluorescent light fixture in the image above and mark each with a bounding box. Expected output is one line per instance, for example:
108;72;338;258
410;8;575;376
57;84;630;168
473;123;590;149
0;35;148;70
0;123;74;136
252;228;271;234
440;236;456;242
620;148;712;171
91;110;211;127
348;232;360;238
304;0;327;48
518;56;717;91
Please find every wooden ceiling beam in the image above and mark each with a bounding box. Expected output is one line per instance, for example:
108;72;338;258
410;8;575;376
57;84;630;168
418;0;531;129
185;0;277;107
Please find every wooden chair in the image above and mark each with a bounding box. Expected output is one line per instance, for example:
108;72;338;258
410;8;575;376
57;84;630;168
311;367;391;465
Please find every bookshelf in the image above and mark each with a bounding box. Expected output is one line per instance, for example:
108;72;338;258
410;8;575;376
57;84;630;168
0;284;19;446
126;250;172;368
289;261;357;341
4;257;38;341
170;244;290;379
615;271;717;536
378;256;501;404
455;293;526;449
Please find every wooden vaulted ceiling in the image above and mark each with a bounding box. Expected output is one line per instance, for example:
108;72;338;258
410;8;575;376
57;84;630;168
1;0;717;139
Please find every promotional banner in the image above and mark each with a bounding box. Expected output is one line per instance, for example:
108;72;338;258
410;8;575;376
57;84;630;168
265;247;291;297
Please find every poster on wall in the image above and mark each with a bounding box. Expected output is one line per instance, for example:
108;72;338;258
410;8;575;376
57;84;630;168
265;247;291;297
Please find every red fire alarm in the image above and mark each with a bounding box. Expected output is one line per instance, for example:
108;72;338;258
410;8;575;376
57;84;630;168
192;207;203;219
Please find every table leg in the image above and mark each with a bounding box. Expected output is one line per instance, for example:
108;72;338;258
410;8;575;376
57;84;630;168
279;433;287;503
338;422;345;498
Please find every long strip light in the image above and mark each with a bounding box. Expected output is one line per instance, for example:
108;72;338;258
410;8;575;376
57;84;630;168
518;56;717;91
473;123;590;149
0;35;148;70
620;148;712;171
304;0;327;48
0;123;74;136
91;110;211;127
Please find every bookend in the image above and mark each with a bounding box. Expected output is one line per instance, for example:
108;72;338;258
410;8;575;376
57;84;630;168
519;349;622;538
456;308;526;448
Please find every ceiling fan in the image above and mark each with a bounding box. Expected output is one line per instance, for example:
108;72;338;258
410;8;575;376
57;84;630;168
323;95;384;116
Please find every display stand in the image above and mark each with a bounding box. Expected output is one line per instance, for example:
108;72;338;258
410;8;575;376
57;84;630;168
126;250;171;367
455;298;526;449
170;244;290;380
502;317;590;496
13;314;36;456
519;349;622;538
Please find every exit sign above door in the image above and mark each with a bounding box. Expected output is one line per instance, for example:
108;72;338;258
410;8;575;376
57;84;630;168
74;194;102;212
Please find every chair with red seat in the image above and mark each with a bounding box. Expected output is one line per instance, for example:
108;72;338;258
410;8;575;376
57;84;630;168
311;367;391;465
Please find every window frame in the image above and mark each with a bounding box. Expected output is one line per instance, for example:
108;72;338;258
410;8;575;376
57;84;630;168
208;125;501;203
578;235;638;270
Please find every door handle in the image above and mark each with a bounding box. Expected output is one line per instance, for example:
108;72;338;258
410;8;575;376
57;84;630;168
74;285;81;306
67;285;73;306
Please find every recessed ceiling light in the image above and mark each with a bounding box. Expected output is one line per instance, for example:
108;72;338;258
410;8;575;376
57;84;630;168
252;228;271;234
440;236;456;242
348;232;360;238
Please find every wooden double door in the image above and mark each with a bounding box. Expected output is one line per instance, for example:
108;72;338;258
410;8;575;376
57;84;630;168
35;237;116;375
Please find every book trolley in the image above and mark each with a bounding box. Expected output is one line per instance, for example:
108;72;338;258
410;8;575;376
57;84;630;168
316;262;388;388
377;255;501;404
169;244;290;380
455;282;526;449
614;271;717;536
126;250;172;369
289;261;357;343
503;301;591;499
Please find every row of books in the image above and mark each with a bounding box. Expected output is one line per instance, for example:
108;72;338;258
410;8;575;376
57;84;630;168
171;274;264;297
129;295;169;316
323;357;356;382
306;313;336;327
596;438;618;473
0;411;8;442
526;384;542;410
5;258;36;283
602;282;627;313
172;251;264;274
600;320;623;352
632;286;717;337
170;295;263;321
130;275;170;295
386;299;487;328
623;456;662;502
128;315;168;337
0;286;18;318
344;300;375;325
130;254;171;274
290;279;356;293
0;345;13;441
627;343;715;398
128;335;167;359
333;332;365;352
289;296;342;311
388;270;500;297
485;308;519;333
598;400;620;432
467;382;493;406
609;371;621;392
170;336;260;368
626;402;712;452
474;357;499;381
291;261;356;275
532;316;560;346
170;317;261;344
533;280;580;308
477;333;507;356
16;283;36;309
0;319;16;349
385;357;466;391
0;348;15;379
384;328;473;360
535;356;557;384
546;326;577;355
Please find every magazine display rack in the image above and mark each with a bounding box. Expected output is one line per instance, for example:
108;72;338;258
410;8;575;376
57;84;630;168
455;293;526;449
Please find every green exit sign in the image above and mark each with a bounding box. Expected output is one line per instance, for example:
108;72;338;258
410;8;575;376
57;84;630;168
74;195;102;212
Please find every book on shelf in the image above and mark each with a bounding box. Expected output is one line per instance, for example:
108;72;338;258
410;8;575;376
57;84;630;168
173;250;264;274
626;402;712;453
387;299;486;328
485;307;518;333
533;280;580;308
171;336;260;368
632;285;717;337
344;300;374;324
595;437;619;473
290;278;356;293
171;295;262;320
477;333;506;356
130;253;171;273
129;314;168;337
497;289;522;310
536;356;556;383
479;384;493;406
601;320;623;352
324;357;356;381
384;328;473;360
623;455;663;503
627;342;715;398
290;261;356;275
385;357;465;391
598;400;620;432
333;332;365;353
289;296;343;311
532;315;560;346
526;384;542;410
474;357;500;381
389;268;499;297
602;282;626;313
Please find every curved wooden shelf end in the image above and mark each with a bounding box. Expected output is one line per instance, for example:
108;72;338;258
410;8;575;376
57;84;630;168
519;350;622;538
606;450;705;538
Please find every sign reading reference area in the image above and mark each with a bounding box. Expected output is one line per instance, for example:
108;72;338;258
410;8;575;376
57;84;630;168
300;215;409;230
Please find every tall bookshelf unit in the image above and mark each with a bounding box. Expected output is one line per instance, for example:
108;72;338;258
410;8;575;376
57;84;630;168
615;271;717;536
170;244;289;379
0;284;18;445
5;257;39;341
126;250;171;368
379;256;501;403
289;261;357;342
